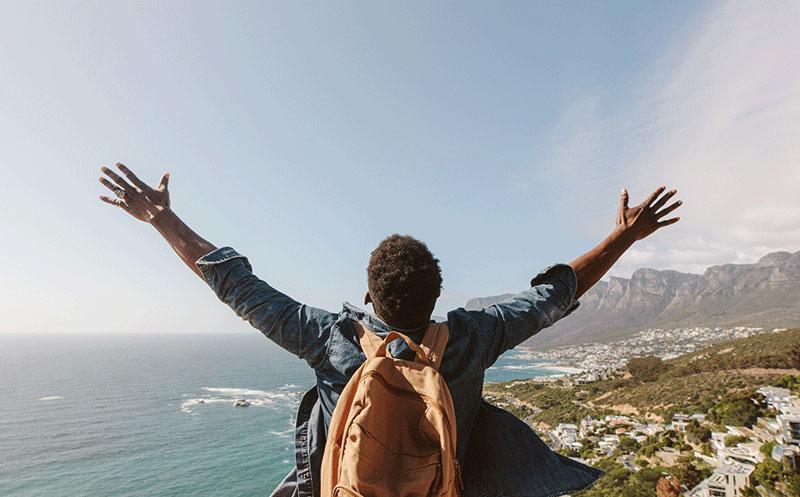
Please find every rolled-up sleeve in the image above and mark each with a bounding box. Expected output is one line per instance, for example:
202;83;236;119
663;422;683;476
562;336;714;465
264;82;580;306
196;247;337;369
467;263;580;368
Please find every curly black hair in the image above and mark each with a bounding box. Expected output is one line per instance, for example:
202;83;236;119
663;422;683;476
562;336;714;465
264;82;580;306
367;234;442;329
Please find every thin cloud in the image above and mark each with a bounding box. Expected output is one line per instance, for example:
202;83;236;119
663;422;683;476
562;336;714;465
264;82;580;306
537;1;800;276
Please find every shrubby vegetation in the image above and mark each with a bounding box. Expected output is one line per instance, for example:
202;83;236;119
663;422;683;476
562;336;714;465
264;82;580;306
618;435;641;454
575;458;666;497
574;452;713;497
671;331;800;376
772;374;800;395
707;391;764;426
685;419;711;444
723;434;750;447
669;455;709;490
750;455;800;495
626;356;667;382
483;382;609;426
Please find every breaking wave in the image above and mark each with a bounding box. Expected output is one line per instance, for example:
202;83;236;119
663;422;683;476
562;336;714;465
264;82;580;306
180;384;304;414
269;417;296;439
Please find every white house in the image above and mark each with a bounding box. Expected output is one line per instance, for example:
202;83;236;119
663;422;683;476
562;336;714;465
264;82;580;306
757;386;797;412
671;413;692;433
752;416;780;443
718;441;764;466
671;412;705;433
777;406;800;445
579;417;602;438
686;463;754;497
597;434;620;456
772;444;800;471
553;423;581;451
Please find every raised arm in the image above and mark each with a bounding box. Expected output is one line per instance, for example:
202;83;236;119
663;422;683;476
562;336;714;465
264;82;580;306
98;163;335;367
569;186;682;299
465;185;682;367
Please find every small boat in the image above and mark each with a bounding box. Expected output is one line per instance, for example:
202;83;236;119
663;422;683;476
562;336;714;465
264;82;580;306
234;399;251;407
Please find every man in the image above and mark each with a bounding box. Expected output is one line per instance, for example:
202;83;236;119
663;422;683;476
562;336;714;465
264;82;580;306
98;163;681;497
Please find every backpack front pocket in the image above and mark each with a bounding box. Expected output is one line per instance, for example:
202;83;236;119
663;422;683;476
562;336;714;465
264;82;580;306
340;423;442;497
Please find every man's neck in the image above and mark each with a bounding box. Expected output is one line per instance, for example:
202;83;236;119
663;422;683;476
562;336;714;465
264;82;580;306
373;312;430;333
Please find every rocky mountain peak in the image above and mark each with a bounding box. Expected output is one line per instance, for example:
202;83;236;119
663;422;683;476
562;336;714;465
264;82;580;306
465;250;800;350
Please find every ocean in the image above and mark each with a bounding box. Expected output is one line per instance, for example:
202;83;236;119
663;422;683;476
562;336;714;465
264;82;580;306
0;333;563;496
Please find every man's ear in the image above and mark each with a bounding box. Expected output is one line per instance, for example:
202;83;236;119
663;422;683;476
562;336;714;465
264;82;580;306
364;292;372;306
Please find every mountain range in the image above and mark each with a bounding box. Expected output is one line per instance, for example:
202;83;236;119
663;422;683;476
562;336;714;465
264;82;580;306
465;250;800;350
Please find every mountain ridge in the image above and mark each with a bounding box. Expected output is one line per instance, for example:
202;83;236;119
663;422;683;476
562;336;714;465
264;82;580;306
465;249;800;350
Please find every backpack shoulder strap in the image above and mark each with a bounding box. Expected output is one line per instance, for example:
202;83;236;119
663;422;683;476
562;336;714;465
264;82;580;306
420;323;449;371
355;320;449;369
353;321;382;359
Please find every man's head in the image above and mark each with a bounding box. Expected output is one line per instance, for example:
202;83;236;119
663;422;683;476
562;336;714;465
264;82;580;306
365;234;442;330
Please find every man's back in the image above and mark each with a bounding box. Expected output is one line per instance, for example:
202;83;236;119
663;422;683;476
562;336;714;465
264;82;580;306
316;305;488;463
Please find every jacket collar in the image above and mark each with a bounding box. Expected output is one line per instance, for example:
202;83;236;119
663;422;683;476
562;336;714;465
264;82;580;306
340;302;430;337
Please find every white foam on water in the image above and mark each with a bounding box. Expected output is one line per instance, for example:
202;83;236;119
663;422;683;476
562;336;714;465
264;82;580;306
506;349;535;360
202;387;281;398
270;418;296;438
499;362;558;370
180;386;304;414
270;427;295;437
39;396;64;401
501;363;581;373
180;397;235;413
502;364;531;370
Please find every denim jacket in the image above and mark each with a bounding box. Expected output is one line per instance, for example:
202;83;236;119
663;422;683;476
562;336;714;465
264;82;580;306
197;247;602;497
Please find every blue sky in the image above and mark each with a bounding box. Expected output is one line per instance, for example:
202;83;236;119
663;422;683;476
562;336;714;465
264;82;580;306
1;1;798;334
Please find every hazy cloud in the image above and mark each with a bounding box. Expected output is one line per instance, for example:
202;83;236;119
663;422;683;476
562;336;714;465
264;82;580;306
539;1;800;276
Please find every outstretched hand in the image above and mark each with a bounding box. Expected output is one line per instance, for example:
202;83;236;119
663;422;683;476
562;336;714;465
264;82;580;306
98;163;171;223
570;186;683;299
616;186;682;241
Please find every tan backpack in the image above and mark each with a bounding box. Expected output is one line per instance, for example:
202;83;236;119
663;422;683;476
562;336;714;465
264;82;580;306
320;321;462;497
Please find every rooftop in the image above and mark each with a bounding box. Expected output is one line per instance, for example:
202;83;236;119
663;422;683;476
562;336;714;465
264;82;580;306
716;463;755;476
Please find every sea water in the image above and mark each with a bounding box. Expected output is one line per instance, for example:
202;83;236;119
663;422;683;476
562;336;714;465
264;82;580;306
0;333;560;496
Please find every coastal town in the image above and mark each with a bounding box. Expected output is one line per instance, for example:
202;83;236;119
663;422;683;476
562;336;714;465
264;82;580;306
486;327;800;496
518;326;774;383
548;386;800;496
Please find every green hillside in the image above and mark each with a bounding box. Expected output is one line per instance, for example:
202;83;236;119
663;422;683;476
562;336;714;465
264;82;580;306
486;329;800;426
